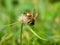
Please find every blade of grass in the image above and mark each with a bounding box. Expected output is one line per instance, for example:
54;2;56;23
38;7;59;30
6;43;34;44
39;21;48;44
0;22;19;31
0;33;13;44
26;25;47;41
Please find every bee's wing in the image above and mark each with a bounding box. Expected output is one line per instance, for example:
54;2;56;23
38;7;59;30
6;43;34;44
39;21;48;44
33;8;35;16
34;13;38;19
32;8;38;19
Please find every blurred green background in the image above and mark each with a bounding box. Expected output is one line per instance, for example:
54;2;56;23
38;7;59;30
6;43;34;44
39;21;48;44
0;0;60;45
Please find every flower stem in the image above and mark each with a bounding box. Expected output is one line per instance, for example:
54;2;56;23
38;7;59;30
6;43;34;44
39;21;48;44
20;23;23;45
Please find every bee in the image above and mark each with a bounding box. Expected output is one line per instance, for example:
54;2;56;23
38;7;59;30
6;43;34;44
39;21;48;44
18;10;38;25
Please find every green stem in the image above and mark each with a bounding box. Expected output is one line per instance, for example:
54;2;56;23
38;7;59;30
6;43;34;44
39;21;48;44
20;23;23;45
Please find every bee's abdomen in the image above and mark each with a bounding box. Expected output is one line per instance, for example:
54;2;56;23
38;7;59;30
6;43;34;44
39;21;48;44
28;18;35;25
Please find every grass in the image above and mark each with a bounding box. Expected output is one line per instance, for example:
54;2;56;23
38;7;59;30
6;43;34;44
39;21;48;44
0;0;60;45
